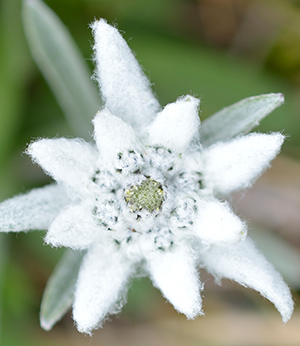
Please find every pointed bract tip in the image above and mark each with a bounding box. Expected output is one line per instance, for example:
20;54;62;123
179;94;200;107
266;92;285;108
184;307;204;320
40;317;53;331
90;18;115;37
276;92;285;104
279;296;294;324
75;324;93;336
268;132;285;152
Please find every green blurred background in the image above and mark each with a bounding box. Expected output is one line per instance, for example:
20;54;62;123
1;0;300;345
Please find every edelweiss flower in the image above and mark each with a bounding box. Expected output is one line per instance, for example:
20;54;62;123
0;19;293;334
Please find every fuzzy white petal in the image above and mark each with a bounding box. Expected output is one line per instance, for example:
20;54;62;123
147;95;200;152
73;243;135;334
200;237;294;323
28;138;98;193
91;19;160;129
93;109;141;167
193;200;247;245
0;184;70;232
146;244;203;318
202;133;284;195
45;203;103;250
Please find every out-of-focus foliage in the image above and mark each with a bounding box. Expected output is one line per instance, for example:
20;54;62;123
40;250;83;331
1;0;300;345
23;0;100;138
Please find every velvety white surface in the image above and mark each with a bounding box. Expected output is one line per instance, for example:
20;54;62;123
0;184;70;232
73;243;135;334
200;237;294;323
91;19;160;130
146;95;200;152
146;244;203;319
202;133;284;196
0;17;292;334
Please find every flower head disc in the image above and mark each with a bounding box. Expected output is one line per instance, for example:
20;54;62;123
125;178;164;213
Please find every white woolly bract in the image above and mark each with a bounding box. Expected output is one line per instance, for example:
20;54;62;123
147;95;200;152
91;19;160;130
45;203;104;250
73;243;135;334
202;133;284;196
0;17;292;334
200;237;294;323
193;200;247;245
93;109;141;166
146;244;203;319
0;184;70;232
27;138;99;194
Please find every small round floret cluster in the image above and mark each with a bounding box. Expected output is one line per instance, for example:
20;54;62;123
90;146;202;250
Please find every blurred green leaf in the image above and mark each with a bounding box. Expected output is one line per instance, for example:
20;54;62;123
40;250;82;331
200;93;284;146
251;228;300;290
22;0;100;138
127;30;300;150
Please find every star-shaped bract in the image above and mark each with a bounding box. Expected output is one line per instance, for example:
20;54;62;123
0;19;293;334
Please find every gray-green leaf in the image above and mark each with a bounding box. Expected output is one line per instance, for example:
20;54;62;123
40;250;83;331
200;93;284;147
23;0;100;138
251;229;300;290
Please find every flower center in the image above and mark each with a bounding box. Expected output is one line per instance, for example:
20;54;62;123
125;178;164;213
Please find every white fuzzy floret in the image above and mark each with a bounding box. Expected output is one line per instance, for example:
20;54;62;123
73;243;135;334
202;132;284;196
146;95;200;152
91;19;160;130
193;200;247;245
0;184;70;232
146;244;203;319
200;237;294;323
27;138;99;194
